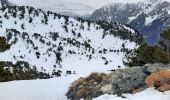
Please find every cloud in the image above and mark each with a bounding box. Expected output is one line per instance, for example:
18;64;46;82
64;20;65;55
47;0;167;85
67;0;144;8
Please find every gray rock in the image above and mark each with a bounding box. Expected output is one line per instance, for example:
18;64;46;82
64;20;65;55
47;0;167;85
110;67;148;95
145;63;170;73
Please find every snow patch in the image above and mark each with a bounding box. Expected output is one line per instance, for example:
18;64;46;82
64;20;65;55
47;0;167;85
128;16;137;23
145;15;158;25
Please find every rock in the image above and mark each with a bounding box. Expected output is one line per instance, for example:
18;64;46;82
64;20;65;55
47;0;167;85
145;73;160;87
132;88;145;94
158;84;170;92
110;67;148;95
66;67;149;100
146;63;170;73
66;72;111;100
100;84;112;93
145;70;170;92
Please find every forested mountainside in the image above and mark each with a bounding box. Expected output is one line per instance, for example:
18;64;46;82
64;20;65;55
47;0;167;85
0;5;142;77
89;0;170;45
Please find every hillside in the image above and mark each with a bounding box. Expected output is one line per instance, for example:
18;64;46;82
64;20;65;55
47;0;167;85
0;5;142;76
0;4;145;100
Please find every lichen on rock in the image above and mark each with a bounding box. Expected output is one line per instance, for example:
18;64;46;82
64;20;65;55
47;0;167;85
110;67;148;95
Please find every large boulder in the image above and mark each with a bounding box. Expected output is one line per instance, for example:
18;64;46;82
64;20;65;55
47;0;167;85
110;67;148;95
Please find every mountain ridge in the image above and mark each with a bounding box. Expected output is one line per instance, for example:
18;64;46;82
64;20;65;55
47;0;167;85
89;0;170;45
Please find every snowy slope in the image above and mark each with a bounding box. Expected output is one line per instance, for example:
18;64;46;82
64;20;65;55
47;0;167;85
0;6;140;75
8;0;95;18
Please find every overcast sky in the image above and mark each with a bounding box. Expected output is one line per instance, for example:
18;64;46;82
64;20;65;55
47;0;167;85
67;0;144;8
9;0;168;9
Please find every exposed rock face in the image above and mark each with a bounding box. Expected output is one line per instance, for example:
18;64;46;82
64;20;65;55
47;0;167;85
66;63;170;100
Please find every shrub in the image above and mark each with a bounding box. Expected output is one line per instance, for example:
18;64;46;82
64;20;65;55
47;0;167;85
160;28;170;40
125;44;170;67
0;37;11;52
0;61;39;82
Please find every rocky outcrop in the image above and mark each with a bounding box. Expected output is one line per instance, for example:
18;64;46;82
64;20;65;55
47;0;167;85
110;67;148;95
146;70;170;92
66;63;170;100
66;73;112;100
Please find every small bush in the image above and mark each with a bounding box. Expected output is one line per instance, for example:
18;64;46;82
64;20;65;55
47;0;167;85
124;44;170;67
0;37;11;52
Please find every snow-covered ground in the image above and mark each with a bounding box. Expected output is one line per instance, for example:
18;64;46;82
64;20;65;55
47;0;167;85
0;76;74;100
94;89;170;100
0;76;170;100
